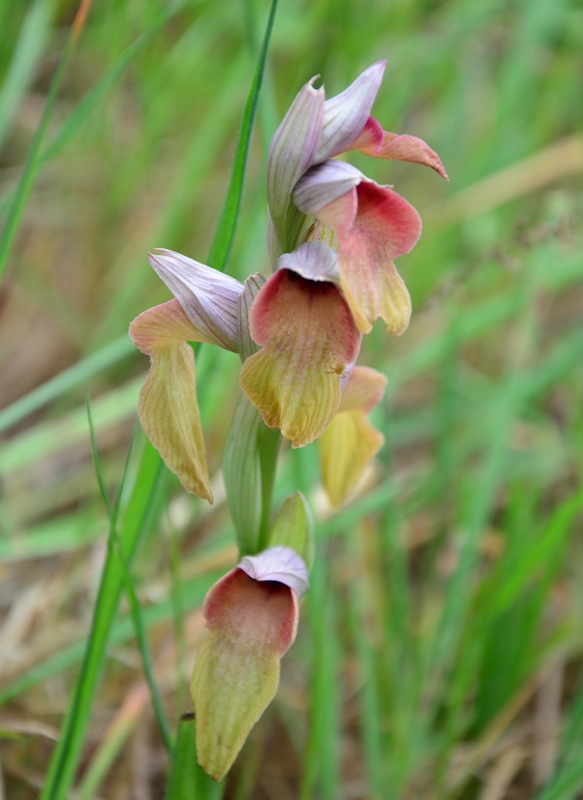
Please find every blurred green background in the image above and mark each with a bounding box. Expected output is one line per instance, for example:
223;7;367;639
1;0;583;797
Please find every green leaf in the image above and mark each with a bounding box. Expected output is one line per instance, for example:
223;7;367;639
267;492;314;568
166;717;224;800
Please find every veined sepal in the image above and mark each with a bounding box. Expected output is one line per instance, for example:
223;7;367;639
129;299;213;502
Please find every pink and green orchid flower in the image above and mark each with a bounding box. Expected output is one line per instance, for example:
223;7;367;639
239;241;361;448
190;545;308;780
129;249;250;502
268;60;448;336
130;244;361;494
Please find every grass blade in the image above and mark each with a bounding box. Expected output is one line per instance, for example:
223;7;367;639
0;335;134;434
86;392;112;518
39;435;163;800
115;540;174;754
0;0;93;284
86;395;172;753
206;0;278;272
0;0;54;152
300;554;340;800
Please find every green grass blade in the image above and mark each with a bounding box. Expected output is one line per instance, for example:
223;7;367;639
0;565;223;705
86;392;113;518
300;555;340;800
0;1;188;221
0;0;54;152
0;335;134;434
115;540;174;754
0;0;93;285
206;0;278;272
73;708;136;800
2;377;141;473
40;2;184;166
535;760;583;800
347;526;387;798
88;425;173;762
39;435;163;800
166;717;224;800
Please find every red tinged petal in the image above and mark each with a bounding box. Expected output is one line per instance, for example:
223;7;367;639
202;567;298;657
191;562;300;780
317;181;422;335
239;269;360;447
352;117;449;179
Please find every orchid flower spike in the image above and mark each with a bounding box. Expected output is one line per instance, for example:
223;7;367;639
239;241;361;447
129;249;253;501
190;546;308;780
268;61;448;336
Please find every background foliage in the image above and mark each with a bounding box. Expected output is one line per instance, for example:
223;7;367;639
1;0;583;797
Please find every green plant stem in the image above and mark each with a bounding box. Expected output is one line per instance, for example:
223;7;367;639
206;0;278;271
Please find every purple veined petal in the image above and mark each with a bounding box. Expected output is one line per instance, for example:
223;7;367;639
293;160;363;216
314;60;386;163
148;249;243;352
278;241;340;285
268;78;325;252
238;546;310;598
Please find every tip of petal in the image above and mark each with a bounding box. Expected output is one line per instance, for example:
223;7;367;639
238;546;310;598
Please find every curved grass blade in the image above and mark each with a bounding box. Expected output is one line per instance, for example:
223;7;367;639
86;396;172;753
85;392;112;518
206;0;278;272
0;0;93;285
115;540;174;754
39;434;163;800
